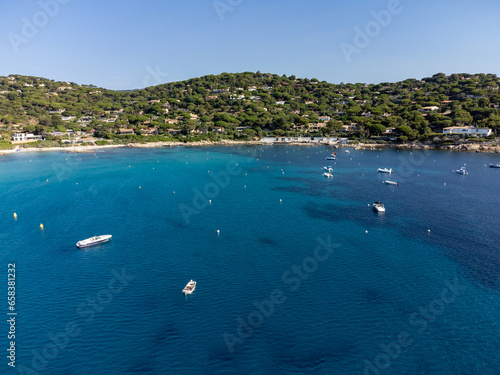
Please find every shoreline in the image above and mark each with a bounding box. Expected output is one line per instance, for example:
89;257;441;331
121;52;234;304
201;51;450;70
1;139;499;155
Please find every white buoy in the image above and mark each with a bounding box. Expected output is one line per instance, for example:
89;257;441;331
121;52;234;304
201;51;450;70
209;200;212;205
365;230;368;234
428;229;431;233
217;230;220;235
280;199;282;203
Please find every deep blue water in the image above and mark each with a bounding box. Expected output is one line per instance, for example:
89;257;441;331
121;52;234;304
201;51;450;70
1;145;500;375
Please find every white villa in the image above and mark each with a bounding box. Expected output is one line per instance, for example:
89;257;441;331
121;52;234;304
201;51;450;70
443;126;492;137
12;133;44;142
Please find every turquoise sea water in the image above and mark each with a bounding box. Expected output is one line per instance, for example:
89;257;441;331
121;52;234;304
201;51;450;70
1;145;500;374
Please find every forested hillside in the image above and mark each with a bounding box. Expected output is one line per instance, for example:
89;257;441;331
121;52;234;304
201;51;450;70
1;71;499;146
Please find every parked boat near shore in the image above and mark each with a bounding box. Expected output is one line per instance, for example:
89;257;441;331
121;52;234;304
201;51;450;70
377;168;393;173
372;202;385;212
383;180;399;186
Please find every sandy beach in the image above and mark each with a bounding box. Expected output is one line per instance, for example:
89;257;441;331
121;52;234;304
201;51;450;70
1;139;499;155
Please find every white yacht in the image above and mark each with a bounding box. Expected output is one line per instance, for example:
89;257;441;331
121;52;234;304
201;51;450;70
455;166;468;175
323;172;333;178
183;280;196;295
383;180;399;186
489;163;500;168
76;235;112;248
372;202;385;212
377;168;393;174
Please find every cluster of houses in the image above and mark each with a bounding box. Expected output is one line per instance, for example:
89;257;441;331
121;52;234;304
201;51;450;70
10;124;494;143
11;129;93;143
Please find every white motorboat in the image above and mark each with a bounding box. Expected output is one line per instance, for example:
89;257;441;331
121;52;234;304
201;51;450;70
182;280;196;295
345;150;350;154
372;201;385;212
489;163;500;168
326;156;336;160
383;180;399;186
76;235;112;248
455;166;468;175
323;172;333;178
323;166;333;171
377;168;393;174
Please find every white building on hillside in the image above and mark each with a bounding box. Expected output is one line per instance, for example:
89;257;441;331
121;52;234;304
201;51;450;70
12;133;43;142
443;126;492;137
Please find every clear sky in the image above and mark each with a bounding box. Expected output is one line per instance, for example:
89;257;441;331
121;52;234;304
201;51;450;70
1;0;499;90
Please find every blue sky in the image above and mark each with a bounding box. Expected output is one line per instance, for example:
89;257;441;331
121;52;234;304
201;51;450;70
1;0;499;90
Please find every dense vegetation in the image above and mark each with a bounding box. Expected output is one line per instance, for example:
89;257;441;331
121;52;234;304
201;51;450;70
1;71;499;146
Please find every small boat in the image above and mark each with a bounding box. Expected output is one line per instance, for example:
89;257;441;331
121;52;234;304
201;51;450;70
377;168;393;174
345;150;350;154
383;180;399;186
372;201;385;212
323;166;333;171
76;235;112;248
326;156;336;160
489;163;500;168
323;173;333;178
183;280;196;295
455;166;468;175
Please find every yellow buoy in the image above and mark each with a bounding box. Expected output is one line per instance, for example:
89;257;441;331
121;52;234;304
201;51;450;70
13;213;17;220
40;223;44;230
139;186;141;189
